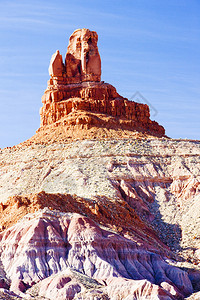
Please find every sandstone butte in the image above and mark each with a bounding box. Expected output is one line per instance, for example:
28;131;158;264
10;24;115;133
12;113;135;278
0;28;200;300
28;27;165;145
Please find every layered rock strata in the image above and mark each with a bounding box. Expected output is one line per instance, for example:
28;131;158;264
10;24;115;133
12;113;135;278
39;28;165;137
0;209;193;299
1;138;200;264
1;29;200;299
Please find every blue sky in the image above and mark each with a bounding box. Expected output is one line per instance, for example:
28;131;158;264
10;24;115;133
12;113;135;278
0;0;199;148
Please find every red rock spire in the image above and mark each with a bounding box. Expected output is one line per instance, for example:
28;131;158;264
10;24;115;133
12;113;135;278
39;28;165;137
65;28;101;83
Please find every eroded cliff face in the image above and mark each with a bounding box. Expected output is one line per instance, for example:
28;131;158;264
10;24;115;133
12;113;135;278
39;28;165;137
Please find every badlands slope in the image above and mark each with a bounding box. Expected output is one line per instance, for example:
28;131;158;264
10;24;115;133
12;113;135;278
1;138;200;299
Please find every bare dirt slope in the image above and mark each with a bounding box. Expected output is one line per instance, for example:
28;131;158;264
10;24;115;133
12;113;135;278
1;137;200;298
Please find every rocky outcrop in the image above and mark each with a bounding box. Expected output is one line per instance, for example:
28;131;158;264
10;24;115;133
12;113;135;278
0;191;161;251
39;28;165;137
65;28;101;83
0;209;193;299
1;28;200;299
48;29;101;85
48;50;64;78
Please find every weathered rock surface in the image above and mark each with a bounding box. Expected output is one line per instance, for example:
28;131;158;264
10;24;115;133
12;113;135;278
0;28;200;299
48;50;64;78
39;28;165;137
0;191;165;253
187;291;200;299
65;28;101;83
0;209;193;299
1;138;200;298
1;139;200;255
